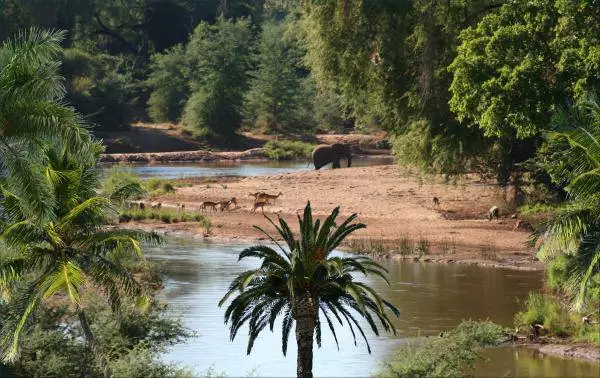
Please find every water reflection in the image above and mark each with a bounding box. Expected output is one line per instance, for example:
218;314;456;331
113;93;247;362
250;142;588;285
141;238;600;377
478;347;600;377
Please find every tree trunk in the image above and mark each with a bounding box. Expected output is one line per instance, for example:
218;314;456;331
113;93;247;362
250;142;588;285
77;308;112;378
293;294;318;378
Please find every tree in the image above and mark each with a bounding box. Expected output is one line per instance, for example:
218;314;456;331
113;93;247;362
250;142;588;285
0;144;162;375
219;202;399;378
449;0;600;139
183;17;252;139
535;94;600;311
146;44;189;123
0;28;91;222
244;20;313;133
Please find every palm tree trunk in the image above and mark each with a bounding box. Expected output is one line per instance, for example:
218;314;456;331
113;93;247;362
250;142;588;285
77;308;112;378
294;295;318;378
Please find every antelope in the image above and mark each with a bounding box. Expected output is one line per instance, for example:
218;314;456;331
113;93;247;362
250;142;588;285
218;197;237;212
432;197;440;208
257;191;283;204
200;201;218;212
251;200;268;213
488;206;500;221
249;191;265;200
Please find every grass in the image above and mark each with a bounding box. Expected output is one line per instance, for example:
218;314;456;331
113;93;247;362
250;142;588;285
379;320;506;378
479;240;498;261
439;237;457;255
345;235;431;257
119;207;211;226
515;292;600;345
263;140;315;160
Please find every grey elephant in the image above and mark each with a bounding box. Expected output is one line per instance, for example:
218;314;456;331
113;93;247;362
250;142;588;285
312;143;352;170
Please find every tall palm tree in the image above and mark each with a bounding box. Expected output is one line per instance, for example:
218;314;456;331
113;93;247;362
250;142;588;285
0;28;91;222
219;202;399;378
536;94;600;311
0;145;161;376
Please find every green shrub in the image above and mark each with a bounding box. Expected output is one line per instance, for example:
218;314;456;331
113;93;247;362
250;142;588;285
263;140;315;160
119;207;208;225
514;292;599;342
379;320;506;378
101;166;146;201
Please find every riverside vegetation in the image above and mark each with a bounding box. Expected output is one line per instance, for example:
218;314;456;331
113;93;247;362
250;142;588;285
1;0;600;377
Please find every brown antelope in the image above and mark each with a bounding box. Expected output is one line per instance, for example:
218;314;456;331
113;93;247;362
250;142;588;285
432;197;440;207
249;191;265;201
251;200;268;213
200;201;218;212
257;191;283;204
218;197;237;212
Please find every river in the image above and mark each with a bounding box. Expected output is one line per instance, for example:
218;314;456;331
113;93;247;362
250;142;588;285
145;238;600;377
102;156;394;179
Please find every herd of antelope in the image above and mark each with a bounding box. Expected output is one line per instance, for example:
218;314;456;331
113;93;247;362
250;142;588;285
127;191;283;215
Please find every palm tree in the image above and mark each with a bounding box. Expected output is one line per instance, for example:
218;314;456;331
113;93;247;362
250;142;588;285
219;202;399;378
0;28;91;222
536;94;600;311
0;145;161;376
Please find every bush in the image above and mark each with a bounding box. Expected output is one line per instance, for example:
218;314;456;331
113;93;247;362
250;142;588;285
379;320;506;378
101;166;145;200
144;178;176;196
119;207;209;225
514;292;599;344
263;140;315;160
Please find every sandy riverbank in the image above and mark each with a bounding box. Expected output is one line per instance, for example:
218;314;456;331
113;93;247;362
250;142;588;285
125;164;543;270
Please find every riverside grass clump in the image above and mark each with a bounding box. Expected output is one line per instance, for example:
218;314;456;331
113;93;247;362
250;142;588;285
346;235;430;257
515;292;600;345
263;140;315;160
379;320;506;378
119;207;210;225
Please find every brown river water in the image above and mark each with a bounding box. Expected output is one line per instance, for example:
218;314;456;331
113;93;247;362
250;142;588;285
145;238;600;377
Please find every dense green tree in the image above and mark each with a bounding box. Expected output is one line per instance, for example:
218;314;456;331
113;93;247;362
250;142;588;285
449;0;600;139
244;20;313;133
534;94;600;311
183;17;252;139
301;1;508;178
220;202;399;378
0;29;91;221
0;144;161;374
146;44;189;123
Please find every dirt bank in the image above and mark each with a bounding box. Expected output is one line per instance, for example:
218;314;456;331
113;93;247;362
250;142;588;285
127;165;542;269
100;122;389;155
527;343;600;362
100;147;267;163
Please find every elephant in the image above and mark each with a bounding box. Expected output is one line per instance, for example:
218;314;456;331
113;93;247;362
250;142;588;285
312;143;352;170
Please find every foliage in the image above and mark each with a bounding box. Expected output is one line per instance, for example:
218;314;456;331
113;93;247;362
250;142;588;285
144;178;177;196
379;320;506;378
263;140;315;160
219;202;399;376
514;292;600;345
100;165;146;201
61;48;137;131
0;28;91;222
119;207;209;225
0;146;161;363
449;0;600;139
2;284;192;377
244;20;314;133
183;17;252;139
534;94;600;311
147;44;189;123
